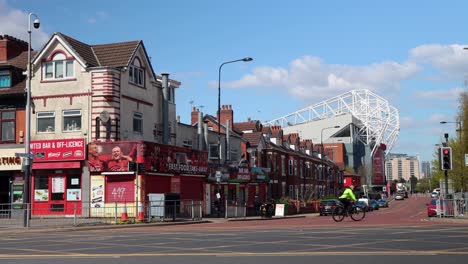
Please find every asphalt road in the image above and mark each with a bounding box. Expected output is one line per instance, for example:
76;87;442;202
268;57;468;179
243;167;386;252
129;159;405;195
0;196;466;264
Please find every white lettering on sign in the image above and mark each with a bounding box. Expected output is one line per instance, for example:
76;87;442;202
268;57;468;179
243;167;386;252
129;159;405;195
112;187;126;200
31;140;84;150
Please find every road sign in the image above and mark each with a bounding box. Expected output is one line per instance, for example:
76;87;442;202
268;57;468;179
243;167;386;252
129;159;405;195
15;153;34;158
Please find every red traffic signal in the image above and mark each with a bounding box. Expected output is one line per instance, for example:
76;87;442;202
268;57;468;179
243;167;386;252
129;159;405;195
440;147;452;170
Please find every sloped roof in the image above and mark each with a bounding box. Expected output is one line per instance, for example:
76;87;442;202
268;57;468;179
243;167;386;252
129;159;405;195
0;51;37;95
242;132;263;147
92;40;140;67
56;33;141;68
234;120;261;133
59;33;99;66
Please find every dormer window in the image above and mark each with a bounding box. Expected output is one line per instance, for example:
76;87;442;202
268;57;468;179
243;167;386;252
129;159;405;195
43;53;74;80
129;58;144;86
0;70;11;88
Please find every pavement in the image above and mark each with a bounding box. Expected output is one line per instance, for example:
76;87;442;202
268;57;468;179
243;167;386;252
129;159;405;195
0;213;310;235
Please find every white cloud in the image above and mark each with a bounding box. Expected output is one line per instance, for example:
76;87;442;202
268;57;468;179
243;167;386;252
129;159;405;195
0;1;49;50
409;44;468;78
412;87;464;101
223;55;421;102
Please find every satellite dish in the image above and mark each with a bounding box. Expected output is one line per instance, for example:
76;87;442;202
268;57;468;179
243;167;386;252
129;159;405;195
99;111;110;123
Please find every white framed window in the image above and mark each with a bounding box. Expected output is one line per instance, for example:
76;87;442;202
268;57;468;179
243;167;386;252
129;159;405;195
209;144;220;160
183;139;193;148
43;53;74;80
63;110;81;132
0;111;15;141
0;70;11;88
37;112;55;133
133;112;143;133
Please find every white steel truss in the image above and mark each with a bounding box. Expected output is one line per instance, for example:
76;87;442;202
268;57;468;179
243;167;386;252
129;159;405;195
264;89;400;155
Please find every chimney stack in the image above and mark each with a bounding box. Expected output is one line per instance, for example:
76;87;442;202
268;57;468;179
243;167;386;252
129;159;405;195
218;104;234;131
0;35;28;62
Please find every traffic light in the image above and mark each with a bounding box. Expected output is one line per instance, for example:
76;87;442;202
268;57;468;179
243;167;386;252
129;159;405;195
440;147;453;170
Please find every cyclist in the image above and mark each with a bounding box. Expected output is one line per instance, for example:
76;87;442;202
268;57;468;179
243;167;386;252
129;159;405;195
339;184;357;214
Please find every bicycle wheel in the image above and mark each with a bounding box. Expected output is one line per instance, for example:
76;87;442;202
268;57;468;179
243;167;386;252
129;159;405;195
332;206;345;222
350;206;365;221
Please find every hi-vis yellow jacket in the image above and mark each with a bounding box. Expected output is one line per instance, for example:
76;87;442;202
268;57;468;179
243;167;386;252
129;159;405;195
339;188;357;202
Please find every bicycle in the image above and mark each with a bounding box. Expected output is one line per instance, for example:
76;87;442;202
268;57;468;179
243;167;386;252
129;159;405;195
332;202;365;222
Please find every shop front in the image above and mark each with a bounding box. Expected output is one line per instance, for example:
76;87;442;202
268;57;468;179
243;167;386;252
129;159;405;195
30;138;85;216
0;146;25;213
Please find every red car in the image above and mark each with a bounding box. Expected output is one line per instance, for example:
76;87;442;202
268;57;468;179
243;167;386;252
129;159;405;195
427;199;444;217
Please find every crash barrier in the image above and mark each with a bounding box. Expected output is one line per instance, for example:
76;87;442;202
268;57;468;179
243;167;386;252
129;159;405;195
0;200;203;229
225;200;246;219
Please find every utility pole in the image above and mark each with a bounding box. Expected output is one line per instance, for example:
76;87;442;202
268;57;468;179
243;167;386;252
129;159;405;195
444;133;449;197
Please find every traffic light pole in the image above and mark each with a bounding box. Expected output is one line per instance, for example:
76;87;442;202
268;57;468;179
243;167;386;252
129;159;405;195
444;133;449;197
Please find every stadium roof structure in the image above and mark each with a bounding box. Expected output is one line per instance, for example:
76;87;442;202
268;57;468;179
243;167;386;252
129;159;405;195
263;89;400;155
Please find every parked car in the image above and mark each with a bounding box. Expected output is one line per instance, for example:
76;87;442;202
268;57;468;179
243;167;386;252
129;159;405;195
426;199;449;217
395;193;404;200
319;199;340;216
377;198;389;208
355;200;370;212
369;199;379;210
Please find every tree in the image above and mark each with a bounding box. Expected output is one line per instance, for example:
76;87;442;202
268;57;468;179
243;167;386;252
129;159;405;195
432;91;467;192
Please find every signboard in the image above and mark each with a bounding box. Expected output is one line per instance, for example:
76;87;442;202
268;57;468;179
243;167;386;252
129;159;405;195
372;147;385;185
275;204;285;217
88;141;209;175
465;154;468;166
90;176;105;208
31;138;85;162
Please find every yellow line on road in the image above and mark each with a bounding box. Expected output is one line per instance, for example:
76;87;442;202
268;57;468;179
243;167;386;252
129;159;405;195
0;251;468;258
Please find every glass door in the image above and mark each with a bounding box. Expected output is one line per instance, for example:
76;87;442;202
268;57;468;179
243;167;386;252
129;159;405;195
50;175;65;212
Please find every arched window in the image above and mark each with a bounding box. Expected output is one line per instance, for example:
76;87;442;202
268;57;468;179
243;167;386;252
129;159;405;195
129;57;144;86
43;52;74;80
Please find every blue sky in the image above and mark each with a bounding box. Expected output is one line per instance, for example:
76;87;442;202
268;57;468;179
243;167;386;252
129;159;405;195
2;0;467;163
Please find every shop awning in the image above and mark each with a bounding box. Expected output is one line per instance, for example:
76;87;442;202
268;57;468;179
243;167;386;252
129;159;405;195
32;161;81;169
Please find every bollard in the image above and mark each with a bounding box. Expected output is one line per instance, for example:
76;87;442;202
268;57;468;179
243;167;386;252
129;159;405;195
114;202;118;223
73;203;77;226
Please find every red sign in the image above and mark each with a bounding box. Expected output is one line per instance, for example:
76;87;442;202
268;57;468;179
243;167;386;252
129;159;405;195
31;138;86;162
372;147;385;185
88;141;209;175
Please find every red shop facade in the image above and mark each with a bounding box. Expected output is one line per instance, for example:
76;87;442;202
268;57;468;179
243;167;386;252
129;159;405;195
30;138;86;216
88;141;209;217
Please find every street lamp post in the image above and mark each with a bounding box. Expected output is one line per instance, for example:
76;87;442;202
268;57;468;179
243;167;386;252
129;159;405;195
215;57;252;217
217;57;253;167
23;13;40;227
440;121;464;191
320;125;340;196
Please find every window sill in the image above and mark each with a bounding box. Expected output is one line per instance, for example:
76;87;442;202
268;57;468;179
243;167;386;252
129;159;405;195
129;82;146;89
63;130;81;133
41;78;77;83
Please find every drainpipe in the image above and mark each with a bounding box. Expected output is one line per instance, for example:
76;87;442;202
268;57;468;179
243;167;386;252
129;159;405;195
226;119;230;162
198;110;203;150
162;73;169;144
203;122;209;151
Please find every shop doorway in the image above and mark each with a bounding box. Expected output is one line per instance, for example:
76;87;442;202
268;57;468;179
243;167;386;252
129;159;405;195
0;175;11;204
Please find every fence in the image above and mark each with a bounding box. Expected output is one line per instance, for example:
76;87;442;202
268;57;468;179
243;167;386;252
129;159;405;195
0;200;203;229
225;200;247;219
436;192;468;218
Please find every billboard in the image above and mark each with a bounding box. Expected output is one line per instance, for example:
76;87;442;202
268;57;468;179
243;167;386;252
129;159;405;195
372;146;385;185
88;141;209;175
